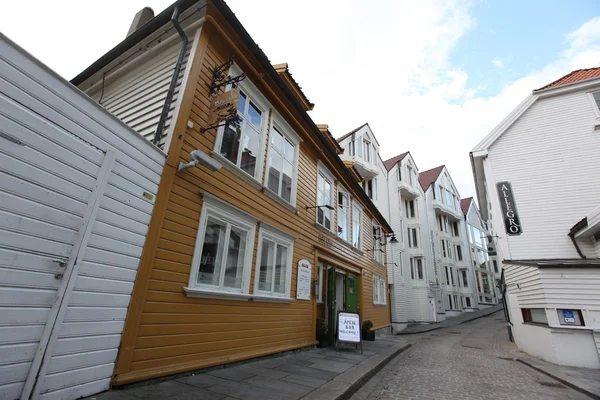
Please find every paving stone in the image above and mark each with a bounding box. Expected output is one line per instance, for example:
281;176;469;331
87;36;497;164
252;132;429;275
299;380;349;400
278;363;339;380
242;375;314;397
126;380;226;400
209;380;295;400
280;373;328;389
252;357;290;369
207;366;257;381
175;373;229;388
238;364;289;379
307;359;354;373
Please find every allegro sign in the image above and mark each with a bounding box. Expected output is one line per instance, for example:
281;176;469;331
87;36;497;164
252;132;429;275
496;181;522;235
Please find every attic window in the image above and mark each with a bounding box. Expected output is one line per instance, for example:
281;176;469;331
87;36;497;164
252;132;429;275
588;91;600;118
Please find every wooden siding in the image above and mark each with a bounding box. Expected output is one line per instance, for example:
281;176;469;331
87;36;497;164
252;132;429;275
113;20;390;384
485;89;600;260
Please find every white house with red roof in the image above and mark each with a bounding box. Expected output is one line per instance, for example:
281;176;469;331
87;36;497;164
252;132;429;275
471;68;600;369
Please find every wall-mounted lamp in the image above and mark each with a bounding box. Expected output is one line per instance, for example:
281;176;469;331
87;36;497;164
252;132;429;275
374;233;399;245
178;150;223;173
306;205;334;211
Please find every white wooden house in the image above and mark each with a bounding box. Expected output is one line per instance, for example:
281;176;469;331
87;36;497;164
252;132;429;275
471;68;600;369
0;33;165;399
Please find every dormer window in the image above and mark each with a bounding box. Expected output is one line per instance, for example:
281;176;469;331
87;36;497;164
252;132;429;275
363;139;371;162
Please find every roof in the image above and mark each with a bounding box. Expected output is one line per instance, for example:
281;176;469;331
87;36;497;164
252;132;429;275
460;197;473;215
69;0;393;234
503;259;600;268
383;152;409;171
418;165;444;191
336;123;368;143
272;63;314;111
535;67;600;91
317;124;343;154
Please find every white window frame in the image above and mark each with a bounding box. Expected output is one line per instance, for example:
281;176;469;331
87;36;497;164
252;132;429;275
372;223;384;264
317;263;324;303
408;227;418;248
316;161;335;232
337;186;350;242
373;274;386;305
410;258;423;280
265;111;301;206
253;224;295;299
213;64;270;184
587;91;600;118
363;138;371;162
352;201;363;250
186;195;257;299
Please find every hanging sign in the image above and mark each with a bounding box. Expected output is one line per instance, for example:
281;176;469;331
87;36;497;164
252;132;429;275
296;259;312;300
496;181;522;235
207;89;239;125
337;312;361;343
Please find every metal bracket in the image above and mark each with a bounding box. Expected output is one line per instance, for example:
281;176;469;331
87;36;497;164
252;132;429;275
53;259;67;268
208;55;247;96
200;115;240;134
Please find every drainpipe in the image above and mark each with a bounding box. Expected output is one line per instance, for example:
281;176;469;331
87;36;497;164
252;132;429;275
568;217;588;259
153;6;189;145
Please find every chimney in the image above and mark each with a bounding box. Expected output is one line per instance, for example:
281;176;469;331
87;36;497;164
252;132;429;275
127;7;154;37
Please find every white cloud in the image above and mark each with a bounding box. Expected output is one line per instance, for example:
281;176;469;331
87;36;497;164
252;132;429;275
2;1;598;201
492;58;504;68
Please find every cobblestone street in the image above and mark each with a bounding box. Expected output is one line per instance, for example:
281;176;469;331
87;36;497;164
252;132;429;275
354;313;591;400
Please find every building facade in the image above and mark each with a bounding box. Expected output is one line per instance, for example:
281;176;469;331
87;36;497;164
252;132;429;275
73;0;392;386
471;68;600;369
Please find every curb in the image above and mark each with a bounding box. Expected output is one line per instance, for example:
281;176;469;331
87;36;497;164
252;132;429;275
335;343;412;400
398;307;504;335
516;359;600;400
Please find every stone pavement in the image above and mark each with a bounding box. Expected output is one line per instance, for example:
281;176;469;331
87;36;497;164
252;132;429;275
398;304;504;334
352;313;593;400
86;336;410;400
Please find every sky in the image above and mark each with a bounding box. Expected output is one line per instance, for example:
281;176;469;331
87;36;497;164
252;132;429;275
2;0;600;199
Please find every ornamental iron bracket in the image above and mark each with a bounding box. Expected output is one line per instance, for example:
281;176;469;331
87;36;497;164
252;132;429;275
208;55;247;97
200;115;240;134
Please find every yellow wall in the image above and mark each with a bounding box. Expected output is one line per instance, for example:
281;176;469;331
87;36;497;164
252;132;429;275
113;15;390;385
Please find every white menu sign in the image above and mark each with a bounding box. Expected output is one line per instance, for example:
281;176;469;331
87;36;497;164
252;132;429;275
296;259;312;300
338;312;361;343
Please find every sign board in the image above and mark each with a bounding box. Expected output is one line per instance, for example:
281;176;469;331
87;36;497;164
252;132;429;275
208;89;239;125
338;312;361;343
562;310;575;323
496;181;522;235
296;259;312;300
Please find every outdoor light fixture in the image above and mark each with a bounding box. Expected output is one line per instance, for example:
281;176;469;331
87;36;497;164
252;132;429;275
305;205;334;210
178;150;223;173
374;233;398;245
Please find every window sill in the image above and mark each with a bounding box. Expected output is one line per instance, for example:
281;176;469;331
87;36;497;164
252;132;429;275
184;287;253;301
314;222;336;237
373;303;387;307
523;322;550;328
252;294;294;303
262;187;298;214
211;152;263;190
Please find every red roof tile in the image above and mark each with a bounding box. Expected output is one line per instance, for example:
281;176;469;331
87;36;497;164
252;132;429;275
536;67;600;91
383;152;409;171
418;165;445;191
460;197;473;215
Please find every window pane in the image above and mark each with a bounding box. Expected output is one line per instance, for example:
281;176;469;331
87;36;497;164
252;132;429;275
238;91;247;113
247;101;262;128
282;160;293;202
274;245;288;294
224;226;247;289
353;206;361;248
240;125;260;176
267;150;282;195
258;240;274;292
198;218;226;286
283;138;294;161
220;118;241;164
338;193;348;240
271;127;283;153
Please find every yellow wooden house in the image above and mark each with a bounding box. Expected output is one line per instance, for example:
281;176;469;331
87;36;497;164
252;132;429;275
73;0;393;385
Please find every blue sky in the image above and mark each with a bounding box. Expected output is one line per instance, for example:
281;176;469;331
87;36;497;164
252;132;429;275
453;0;600;98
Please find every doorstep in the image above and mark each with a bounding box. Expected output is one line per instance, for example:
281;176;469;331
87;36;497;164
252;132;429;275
86;337;410;400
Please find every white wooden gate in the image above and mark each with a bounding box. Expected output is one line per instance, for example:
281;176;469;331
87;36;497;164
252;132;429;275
0;34;166;400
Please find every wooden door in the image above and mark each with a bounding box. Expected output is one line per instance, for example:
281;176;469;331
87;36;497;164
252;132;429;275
345;274;359;313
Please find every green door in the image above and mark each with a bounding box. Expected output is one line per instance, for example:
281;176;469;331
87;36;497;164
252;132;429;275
345;274;359;313
327;267;337;343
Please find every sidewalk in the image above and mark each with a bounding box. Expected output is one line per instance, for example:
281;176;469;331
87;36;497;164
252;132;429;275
87;336;411;400
398;304;503;334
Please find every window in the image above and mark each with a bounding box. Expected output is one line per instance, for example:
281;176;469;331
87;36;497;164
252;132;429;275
356;137;363;158
218;83;266;178
456;245;463;261
408;228;418;248
255;226;294;298
445;189;453;208
452;222;459;237
316;165;334;230
349;141;355;156
493;259;499;273
410;258;423;280
437;215;443;231
363;179;376;200
447;295;453;310
465;297;471;308
441;240;447;258
372;224;384;264
266;119;299;204
407;166;413;185
522;308;548;325
397;167;402;181
588;91;600;116
444;266;450;285
189;197;256;294
352;204;362;249
453;295;459;310
316;263;324;303
363;139;371;162
461;270;468;287
405;200;416;218
450;267;455;285
373;274;386;305
338;190;350;241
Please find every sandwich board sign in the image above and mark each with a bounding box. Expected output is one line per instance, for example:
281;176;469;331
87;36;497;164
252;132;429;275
336;311;362;354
